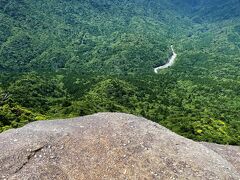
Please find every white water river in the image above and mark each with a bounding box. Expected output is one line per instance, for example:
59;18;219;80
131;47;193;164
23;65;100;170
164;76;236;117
154;45;177;73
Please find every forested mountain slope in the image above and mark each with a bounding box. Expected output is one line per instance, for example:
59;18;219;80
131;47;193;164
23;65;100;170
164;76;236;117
0;0;239;145
173;0;240;20
0;0;189;72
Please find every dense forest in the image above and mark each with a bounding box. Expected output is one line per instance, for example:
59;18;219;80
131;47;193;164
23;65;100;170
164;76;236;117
0;0;239;145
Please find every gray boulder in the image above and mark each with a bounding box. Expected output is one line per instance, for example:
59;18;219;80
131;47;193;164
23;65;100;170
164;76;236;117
0;113;239;179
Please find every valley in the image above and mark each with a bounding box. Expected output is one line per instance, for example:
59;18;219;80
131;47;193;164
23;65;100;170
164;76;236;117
0;0;239;145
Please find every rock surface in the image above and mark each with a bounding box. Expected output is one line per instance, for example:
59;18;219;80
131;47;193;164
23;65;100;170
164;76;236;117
0;113;239;180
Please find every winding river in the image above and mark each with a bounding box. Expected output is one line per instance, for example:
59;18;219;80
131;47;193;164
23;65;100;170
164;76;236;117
154;45;177;73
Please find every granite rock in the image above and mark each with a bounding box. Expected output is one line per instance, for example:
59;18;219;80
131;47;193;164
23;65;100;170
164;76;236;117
0;113;239;180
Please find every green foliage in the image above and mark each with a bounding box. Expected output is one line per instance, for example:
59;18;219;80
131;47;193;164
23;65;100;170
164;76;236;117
0;104;35;132
235;25;240;34
0;86;46;132
80;78;138;113
7;73;67;112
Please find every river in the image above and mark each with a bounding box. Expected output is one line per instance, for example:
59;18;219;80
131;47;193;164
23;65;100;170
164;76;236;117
154;45;177;73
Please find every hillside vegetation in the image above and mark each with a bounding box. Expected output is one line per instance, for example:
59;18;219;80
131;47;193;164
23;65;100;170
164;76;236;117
0;0;239;144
